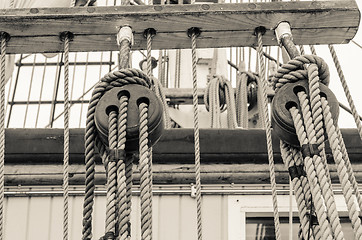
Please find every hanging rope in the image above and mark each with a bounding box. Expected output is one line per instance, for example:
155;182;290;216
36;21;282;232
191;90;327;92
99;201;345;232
204;75;237;128
139;102;152;240
0;32;9;240
256;29;281;240
116;95;129;240
82;69;152;240
188;27;203;240
61;31;73;240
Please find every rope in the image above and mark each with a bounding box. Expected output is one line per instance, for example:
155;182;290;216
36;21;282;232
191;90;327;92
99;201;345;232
145;29;154;239
190;29;203;240
105;111;118;238
280;142;313;240
297;91;344;240
328;45;362;141
256;30;281;240
235;70;258;128
0;32;8;240
119;40;131;70
236;67;248;128
139;102;152;240
82;69;151;240
321;97;362;239
272;55;330;92
204;75;237;128
289;106;333;240
63;32;71;240
116;96;129;240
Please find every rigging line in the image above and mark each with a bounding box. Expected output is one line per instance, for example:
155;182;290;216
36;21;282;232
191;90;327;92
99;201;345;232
256;29;281;240
23;54;37;128
339;102;362;121
44;64;119;128
48;53;64;128
190;28;203;240
0;32;8;240
78;53;90;128
351;40;362;50
6;54;23;128
328;45;362;141
35;58;48;128
62;32;71;240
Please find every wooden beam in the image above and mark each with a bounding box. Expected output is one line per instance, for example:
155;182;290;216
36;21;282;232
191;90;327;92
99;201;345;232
3;128;362;185
0;1;359;53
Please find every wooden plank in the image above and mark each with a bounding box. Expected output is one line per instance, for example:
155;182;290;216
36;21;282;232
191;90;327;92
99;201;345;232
5;162;362;185
0;1;359;53
4;128;362;165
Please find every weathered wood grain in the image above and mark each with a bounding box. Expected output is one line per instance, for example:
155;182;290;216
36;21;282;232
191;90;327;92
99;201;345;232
0;1;359;53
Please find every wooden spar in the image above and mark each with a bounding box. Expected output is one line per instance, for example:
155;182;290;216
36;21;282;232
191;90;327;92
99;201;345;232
0;1;359;53
4;128;362;185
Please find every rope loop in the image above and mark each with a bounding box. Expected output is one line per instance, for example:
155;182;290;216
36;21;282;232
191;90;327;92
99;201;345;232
83;68;152;240
272;54;330;92
204;75;229;112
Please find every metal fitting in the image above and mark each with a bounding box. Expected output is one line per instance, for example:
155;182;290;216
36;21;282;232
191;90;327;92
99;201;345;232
117;26;134;46
274;22;292;45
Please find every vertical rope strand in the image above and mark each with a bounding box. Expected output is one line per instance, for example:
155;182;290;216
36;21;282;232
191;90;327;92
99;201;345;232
105;111;118;237
139;102;152;240
117;96;129;240
63;33;70;240
190;29;203;240
256;30;281;240
145;30;154;238
0;33;7;240
328;45;362;141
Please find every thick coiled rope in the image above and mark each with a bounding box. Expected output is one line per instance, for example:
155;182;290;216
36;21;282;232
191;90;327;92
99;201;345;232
82;69;151;240
0;32;7;240
204;75;237;128
272;54;330;92
256;30;281;240
190;29;203;240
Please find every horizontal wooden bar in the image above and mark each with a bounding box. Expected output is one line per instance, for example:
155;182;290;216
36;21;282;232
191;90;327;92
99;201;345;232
3;128;362;185
0;1;359;53
6;162;362;186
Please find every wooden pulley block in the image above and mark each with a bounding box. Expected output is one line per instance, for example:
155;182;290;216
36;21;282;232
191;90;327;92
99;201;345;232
271;80;339;147
95;84;164;152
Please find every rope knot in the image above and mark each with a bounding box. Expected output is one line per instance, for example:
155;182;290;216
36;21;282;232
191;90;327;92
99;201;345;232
272;54;330;92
